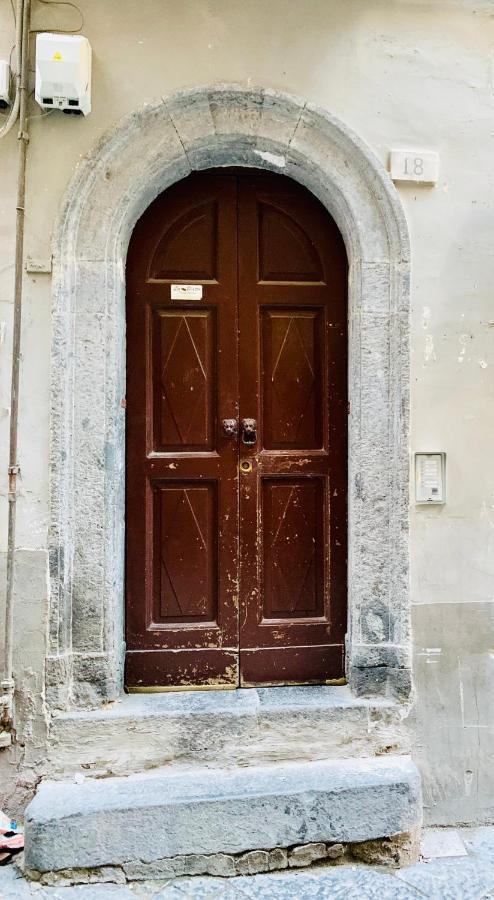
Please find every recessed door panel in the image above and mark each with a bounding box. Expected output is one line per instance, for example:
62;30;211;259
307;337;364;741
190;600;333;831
262;309;324;450
262;477;325;621
258;202;324;283
150;201;219;282
154;310;215;452
154;481;218;625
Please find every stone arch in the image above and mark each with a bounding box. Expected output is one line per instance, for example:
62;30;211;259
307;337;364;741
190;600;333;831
47;86;410;707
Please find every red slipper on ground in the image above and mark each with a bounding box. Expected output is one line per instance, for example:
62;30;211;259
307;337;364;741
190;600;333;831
0;833;24;851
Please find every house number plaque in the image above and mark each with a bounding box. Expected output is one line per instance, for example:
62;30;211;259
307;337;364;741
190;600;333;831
389;149;439;185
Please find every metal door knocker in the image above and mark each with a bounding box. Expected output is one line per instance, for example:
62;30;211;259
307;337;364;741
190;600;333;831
241;418;257;445
222;418;238;439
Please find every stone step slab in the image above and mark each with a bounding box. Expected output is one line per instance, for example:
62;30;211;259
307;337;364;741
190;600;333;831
47;685;410;777
24;755;421;874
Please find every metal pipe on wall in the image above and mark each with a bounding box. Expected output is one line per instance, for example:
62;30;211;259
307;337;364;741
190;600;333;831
1;0;30;729
0;0;23;141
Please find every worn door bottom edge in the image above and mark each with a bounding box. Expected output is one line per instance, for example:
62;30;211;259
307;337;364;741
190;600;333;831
126;677;347;693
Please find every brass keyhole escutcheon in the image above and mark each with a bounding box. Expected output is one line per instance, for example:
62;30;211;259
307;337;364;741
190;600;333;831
240;459;253;474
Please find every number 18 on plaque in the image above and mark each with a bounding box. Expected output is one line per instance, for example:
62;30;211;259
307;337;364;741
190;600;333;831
390;149;439;185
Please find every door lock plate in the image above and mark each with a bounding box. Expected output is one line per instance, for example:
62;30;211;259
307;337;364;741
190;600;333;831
239;459;253;473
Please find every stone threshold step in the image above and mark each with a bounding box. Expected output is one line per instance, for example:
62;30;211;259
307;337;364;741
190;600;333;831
24;755;421;875
47;686;410;776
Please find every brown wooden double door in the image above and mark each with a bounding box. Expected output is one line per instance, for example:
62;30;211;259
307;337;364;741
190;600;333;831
125;170;347;689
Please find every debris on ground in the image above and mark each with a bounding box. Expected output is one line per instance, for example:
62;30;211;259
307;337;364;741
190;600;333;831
0;810;24;866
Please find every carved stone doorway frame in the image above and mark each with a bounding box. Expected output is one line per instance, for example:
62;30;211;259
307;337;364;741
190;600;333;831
47;87;410;708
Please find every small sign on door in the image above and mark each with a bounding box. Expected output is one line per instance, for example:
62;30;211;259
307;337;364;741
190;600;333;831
171;284;203;300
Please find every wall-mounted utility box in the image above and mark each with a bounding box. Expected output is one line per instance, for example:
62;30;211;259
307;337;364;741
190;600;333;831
35;33;92;116
415;452;446;504
0;61;11;109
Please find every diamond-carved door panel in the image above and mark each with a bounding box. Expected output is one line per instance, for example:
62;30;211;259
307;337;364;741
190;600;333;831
262;478;324;620
155;311;215;451
262;310;323;450
156;483;217;624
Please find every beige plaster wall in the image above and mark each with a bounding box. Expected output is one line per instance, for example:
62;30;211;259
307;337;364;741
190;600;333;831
1;0;494;824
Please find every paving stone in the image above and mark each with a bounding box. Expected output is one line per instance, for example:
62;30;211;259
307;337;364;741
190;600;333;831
0;866;33;900
421;828;467;859
0;865;136;900
396;854;494;900
37;890;135;900
460;825;494;864
152;878;238;899
154;868;421;899
8;826;494;900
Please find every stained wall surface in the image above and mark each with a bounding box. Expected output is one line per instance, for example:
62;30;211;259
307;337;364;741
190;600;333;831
0;0;494;824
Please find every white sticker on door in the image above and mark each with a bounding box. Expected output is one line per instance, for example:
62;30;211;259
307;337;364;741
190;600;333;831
170;284;203;300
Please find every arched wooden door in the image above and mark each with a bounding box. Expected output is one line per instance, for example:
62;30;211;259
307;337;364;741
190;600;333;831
125;170;347;689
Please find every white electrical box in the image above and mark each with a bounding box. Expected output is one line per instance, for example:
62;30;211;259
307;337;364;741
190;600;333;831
0;61;11;109
415;452;446;504
35;33;92;116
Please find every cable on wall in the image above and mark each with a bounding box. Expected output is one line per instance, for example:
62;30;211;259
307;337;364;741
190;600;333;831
1;0;30;731
0;0;23;141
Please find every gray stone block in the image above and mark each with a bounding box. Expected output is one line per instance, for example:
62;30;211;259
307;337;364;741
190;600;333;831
269;848;288;870
47;686;411;778
327;843;345;860
24;756;421;873
235;850;270;875
289;843;327;867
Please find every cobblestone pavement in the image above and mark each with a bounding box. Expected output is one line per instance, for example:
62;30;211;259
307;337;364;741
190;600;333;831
2;828;494;899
